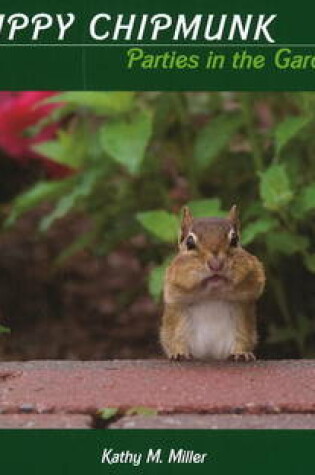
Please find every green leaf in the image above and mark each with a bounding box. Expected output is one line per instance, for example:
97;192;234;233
98;408;119;420
194;114;242;169
295;183;315;214
4;179;74;227
148;257;172;301
188;198;224;218
45;92;135;115
266;231;309;256
39;169;102;232
136;211;179;243
33;140;63;162
33;128;90;169
259;164;293;211
126;407;158;417
303;253;315;273
25;104;75;138
242;218;277;246
101;111;152;175
275;115;310;154
0;325;10;334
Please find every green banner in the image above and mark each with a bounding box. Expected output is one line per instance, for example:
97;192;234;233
0;429;314;474
0;0;315;89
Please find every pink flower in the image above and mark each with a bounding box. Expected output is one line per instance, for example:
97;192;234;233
0;92;72;178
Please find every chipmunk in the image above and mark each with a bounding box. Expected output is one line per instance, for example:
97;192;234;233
160;205;265;361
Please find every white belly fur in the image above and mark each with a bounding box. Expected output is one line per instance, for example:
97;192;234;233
185;300;239;360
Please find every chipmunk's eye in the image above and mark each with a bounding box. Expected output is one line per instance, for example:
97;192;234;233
229;230;239;247
186;234;196;250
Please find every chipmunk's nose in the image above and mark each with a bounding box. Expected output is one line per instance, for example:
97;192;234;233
208;256;224;272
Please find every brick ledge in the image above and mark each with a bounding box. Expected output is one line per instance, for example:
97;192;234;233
0;359;314;428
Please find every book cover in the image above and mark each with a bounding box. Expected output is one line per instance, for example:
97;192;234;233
0;1;314;473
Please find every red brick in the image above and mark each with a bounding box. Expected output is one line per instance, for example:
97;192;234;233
0;360;314;415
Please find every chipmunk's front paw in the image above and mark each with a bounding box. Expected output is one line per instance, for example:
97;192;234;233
228;352;256;362
169;351;193;362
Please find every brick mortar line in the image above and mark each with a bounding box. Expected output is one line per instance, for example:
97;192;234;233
3;406;315;416
3;409;315;431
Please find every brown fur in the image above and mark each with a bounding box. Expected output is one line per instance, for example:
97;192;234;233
161;205;265;361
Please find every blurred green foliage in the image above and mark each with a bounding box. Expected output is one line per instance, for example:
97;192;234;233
4;91;315;357
0;325;10;334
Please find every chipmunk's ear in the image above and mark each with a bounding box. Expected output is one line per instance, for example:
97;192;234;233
179;206;193;244
227;204;240;232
